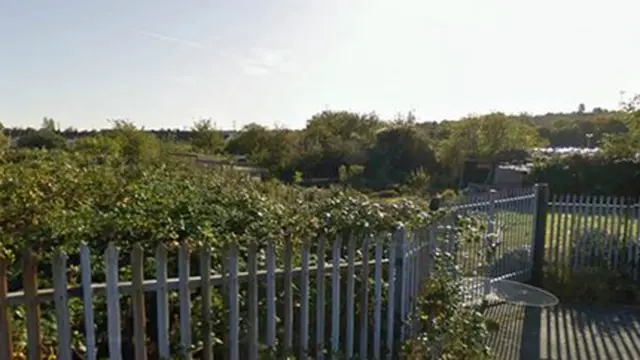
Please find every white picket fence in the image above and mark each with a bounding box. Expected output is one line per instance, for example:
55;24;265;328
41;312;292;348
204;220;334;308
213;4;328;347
0;187;544;360
546;194;640;279
1;230;445;360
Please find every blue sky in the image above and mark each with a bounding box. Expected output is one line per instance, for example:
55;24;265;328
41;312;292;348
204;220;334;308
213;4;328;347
1;0;639;130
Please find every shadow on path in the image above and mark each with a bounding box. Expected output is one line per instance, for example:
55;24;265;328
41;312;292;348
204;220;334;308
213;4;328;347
484;303;640;360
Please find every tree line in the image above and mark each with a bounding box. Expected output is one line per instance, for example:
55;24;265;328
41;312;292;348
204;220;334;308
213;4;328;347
2;98;639;194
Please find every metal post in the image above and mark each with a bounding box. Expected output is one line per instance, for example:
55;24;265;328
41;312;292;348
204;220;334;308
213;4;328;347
531;184;549;287
484;190;497;298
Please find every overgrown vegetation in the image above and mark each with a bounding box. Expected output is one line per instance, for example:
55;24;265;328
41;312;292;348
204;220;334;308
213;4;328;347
0;125;497;359
403;217;496;360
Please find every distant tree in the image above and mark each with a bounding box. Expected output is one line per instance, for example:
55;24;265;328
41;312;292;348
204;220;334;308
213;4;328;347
364;124;438;187
601;94;640;159
0;122;9;151
16;129;67;150
191;119;225;155
106;119;161;165
577;103;586;114
225;123;270;157
438;113;544;177
299;110;382;178
41;117;59;132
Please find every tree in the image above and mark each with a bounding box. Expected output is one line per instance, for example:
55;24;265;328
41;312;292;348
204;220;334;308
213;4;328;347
16;130;67;150
577;103;586;114
191;119;225;155
0;122;9;152
299;110;382;178
364;124;438;187
41;117;58;132
438;113;544;177
601;94;640;159
106;119;161;165
225;123;270;157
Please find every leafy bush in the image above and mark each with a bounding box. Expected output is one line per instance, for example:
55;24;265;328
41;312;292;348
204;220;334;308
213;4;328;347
402;215;495;360
438;188;459;203
0;142;452;358
15;129;68;150
403;257;492;359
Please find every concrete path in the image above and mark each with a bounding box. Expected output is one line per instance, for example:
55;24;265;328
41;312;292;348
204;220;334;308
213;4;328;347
485;303;640;360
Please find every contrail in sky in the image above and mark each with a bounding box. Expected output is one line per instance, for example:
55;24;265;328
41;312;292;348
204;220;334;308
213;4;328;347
135;29;205;49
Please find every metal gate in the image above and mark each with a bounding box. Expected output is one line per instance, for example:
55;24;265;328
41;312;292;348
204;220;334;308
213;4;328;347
448;187;539;304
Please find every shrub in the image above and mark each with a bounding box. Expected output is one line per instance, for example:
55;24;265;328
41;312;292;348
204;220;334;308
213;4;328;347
403;259;492;359
0;145;448;359
402;215;494;360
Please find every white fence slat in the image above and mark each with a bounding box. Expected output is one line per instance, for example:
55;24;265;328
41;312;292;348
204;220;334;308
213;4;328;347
200;247;213;360
23;249;41;360
131;245;147;360
625;198;634;270
405;237;414;335
266;240;277;348
526;188;536;279
614;197;625;269
53;251;72;360
549;194;559;273
552;193;561;269
386;235;397;359
316;237;326;360
227;243;239;360
608;197;618;268
155;245;170;359
566;194;577;270
571;195;583;270
283;239;294;350
345;235;356;358
80;244;96;360
331;236;342;354
580;195;591;269
179;242;192;359
359;235;370;360
627;198;635;274
560;194;571;269
603;196;613;267
300;240;310;360
105;244;122;360
397;229;408;343
373;236;383;359
359;235;371;359
592;196;605;267
248;243;259;360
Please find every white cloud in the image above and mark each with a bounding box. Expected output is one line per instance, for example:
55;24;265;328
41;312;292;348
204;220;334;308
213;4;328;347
135;29;205;49
222;47;299;76
242;66;270;76
169;75;197;85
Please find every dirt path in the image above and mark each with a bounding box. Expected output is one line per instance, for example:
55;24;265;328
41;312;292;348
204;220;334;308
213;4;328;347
485;303;640;359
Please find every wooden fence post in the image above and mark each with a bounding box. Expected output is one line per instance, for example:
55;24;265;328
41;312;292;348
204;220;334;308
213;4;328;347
0;257;12;360
23;248;41;360
531;183;549;287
